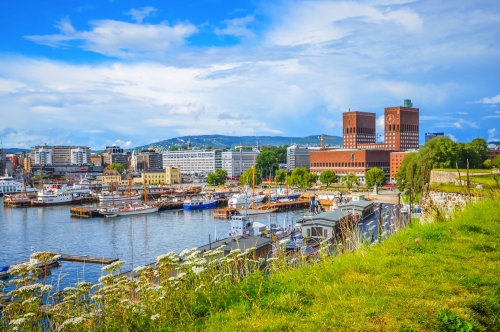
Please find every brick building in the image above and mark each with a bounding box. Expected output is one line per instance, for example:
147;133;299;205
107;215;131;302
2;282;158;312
342;111;376;148
310;149;391;184
390;151;413;179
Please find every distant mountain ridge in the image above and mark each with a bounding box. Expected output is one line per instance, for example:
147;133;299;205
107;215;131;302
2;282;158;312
132;134;342;151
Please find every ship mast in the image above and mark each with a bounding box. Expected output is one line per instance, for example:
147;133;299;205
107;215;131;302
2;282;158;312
143;178;148;204
251;154;256;209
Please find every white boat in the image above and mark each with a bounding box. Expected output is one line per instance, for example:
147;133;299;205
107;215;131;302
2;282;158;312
99;202;159;216
229;191;265;207
33;184;82;206
243;208;278;215
98;191;141;202
0;253;61;278
69;176;93;195
0;174;37;196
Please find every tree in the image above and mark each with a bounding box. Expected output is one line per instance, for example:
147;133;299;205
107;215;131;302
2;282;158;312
275;170;287;185
169;147;179;151
240;167;262;187
342;173;358;190
493;156;500;168
105;163;125;174
483;159;493;169
306;172;318;189
207;169;227;186
289;167;316;189
365;167;386;187
256;150;279;177
319;170;337;187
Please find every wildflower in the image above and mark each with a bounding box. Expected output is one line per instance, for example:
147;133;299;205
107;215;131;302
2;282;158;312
267;257;279;262
23;313;35;318
76;281;93;288
64;287;78;292
10;317;26;326
133;266;147;273
195;284;205;292
192;266;205;275
177;272;186;279
151;313;160;321
415;238;420;244
58;317;86;330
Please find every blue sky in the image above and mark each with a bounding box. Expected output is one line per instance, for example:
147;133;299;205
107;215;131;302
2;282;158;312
1;0;499;150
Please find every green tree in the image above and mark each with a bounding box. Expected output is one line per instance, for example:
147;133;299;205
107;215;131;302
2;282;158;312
207;169;227;186
319;170;337;187
342;172;358;190
365;167;386;187
169;147;179;151
462;138;489;168
256;150;279;177
289;167;315;189
493;156;500;168
275;170;287;185
240;167;262;187
306;172;318;188
105;163;125;174
395;152;418;192
483;159;493;169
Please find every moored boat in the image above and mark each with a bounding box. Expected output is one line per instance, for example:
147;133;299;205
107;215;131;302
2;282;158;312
183;197;217;210
98;191;141;202
99;202;159;216
32;184;82;206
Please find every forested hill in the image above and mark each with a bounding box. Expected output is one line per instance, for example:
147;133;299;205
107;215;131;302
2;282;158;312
132;134;341;151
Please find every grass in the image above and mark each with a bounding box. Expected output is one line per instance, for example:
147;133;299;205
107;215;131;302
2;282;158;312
433;168;493;174
460;174;500;188
199;198;500;332
429;182;498;195
2;198;499;331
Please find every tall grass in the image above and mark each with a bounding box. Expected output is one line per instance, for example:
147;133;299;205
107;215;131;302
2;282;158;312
1;197;498;331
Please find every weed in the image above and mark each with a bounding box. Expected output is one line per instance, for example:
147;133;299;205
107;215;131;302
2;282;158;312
437;310;473;332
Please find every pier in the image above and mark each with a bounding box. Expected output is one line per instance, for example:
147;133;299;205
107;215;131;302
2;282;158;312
158;201;183;211
70;207;103;218
60;254;118;264
214;208;240;219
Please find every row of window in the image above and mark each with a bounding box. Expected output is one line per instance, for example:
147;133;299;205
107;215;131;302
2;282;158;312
311;161;389;167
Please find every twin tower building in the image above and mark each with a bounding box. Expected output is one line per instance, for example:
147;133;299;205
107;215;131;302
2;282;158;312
309;99;420;183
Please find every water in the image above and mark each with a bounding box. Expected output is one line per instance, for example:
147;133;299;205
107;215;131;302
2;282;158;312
0;198;307;290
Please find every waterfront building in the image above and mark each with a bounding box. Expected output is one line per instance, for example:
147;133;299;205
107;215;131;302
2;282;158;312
101;146;128;167
90;153;102;166
0;149;5;176
133;150;163;171
301;210;351;240
162;148;224;175
342;111;376;148
221;149;259;178
390;151;414;181
30;145;91;165
286;146;311;170
425;132;444;143
97;169;129;186
134;166;181;185
310;149;391;184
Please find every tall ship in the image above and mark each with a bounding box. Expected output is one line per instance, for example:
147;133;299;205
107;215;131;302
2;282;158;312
228;191;266;207
98;202;159;217
32;184;82;206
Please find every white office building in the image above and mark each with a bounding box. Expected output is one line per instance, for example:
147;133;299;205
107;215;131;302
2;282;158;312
70;148;88;165
221;149;260;178
34;148;53;165
286;146;312;170
162;148;223;175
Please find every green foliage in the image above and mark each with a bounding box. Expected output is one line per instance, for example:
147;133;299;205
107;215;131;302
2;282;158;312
240;167;262;186
105;163;125;173
365;167;385;187
319;170;337;187
482;159;492;169
274;170;287;184
437;310;473;332
289;167;316;189
493;156;500;168
168;147;179;151
261;146;288;163
256;150;279;177
207;169;227;186
342;172;358;189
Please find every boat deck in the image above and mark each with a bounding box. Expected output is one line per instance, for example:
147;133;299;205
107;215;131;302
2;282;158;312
60;254;118;264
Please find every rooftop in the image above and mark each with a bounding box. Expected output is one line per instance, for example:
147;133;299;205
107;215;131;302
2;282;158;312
197;235;272;253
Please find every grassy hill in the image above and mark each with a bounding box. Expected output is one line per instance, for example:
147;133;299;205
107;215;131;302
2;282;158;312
131;134;342;151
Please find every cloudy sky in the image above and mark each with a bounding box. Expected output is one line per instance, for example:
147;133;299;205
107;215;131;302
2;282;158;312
1;0;499;149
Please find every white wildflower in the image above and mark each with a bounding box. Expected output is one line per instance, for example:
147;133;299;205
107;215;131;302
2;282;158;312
133;266;147;273
192;266;205;275
23;313;35;318
76;281;92;288
177;273;186;279
267;257;279;262
41;285;53;293
10;317;26;326
151;313;160;321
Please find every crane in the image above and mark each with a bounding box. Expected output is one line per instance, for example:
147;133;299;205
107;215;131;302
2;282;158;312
318;134;335;148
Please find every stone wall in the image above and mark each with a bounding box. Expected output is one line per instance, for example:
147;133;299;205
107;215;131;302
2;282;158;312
420;190;478;222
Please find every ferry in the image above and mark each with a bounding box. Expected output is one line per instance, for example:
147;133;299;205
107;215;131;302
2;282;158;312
0;175;37;196
32;184;82;206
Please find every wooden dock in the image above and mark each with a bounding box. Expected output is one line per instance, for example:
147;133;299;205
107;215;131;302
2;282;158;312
70;207;103;218
60;254;118;264
81;196;99;203
4;199;34;207
214;208;240;219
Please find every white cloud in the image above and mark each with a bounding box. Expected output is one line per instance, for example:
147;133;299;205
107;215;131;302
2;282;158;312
317;116;337;129
165;102;205;118
24;18;198;58
457;111;468;114
125;7;157;24
215;15;255;38
478;94;500;104
376;115;385;138
488;128;498;142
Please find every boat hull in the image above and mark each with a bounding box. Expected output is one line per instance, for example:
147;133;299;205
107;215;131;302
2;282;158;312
183;201;217;210
32;197;82;206
244;208;278;215
100;206;159;216
98;194;141;201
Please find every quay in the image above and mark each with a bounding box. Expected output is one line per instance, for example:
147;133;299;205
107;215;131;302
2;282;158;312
70;207;103;218
60;253;118;264
158;201;183;211
214;200;310;219
3;198;34;207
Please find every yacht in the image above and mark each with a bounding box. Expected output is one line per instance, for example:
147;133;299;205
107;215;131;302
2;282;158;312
0;175;37;196
228;191;266;207
32;184;82;206
69;176;93;195
99;202;159;217
98;191;141;202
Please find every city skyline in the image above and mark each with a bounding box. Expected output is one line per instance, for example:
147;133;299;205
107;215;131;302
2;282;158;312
1;0;499;150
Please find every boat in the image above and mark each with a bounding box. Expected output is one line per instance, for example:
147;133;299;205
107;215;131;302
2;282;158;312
244;207;279;215
69;176;93;195
98;191;141;202
0;253;61;278
99;202;159;216
32;184;82;206
183;196;217;209
228;191;266;207
0;173;37;196
270;190;301;201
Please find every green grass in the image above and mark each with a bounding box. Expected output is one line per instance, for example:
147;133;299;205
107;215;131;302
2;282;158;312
429;182;497;195
433;169;492;174
402;193;421;203
460;174;500;188
198;198;500;332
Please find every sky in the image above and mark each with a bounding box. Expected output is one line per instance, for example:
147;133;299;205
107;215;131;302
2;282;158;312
0;0;499;150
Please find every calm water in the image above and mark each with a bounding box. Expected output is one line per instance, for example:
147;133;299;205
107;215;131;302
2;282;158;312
0;198;306;289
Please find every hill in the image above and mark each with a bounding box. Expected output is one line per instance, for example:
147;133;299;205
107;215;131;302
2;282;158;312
131;134;341;151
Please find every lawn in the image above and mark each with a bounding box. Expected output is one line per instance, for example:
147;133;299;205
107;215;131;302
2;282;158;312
460;174;500;188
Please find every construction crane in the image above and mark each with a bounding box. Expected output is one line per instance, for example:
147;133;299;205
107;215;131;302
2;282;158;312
318;134;335;148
